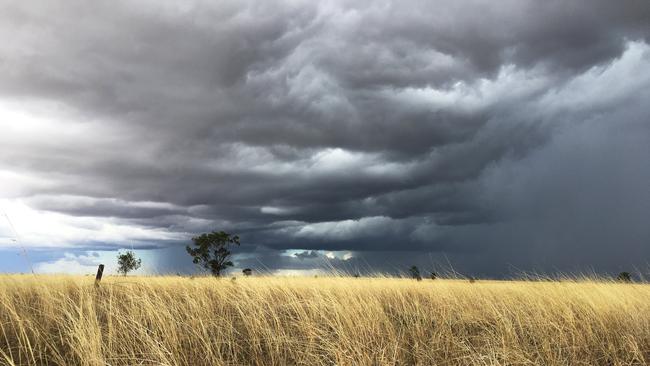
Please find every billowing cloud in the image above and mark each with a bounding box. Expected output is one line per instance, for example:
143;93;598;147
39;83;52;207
1;0;649;276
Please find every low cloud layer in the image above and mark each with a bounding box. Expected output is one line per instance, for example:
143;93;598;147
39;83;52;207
1;0;649;276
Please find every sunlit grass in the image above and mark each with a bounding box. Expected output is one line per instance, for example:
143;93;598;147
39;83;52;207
0;274;648;365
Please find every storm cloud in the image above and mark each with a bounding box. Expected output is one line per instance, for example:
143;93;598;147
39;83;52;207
1;0;649;276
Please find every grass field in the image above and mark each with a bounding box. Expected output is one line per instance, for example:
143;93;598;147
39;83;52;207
0;275;649;365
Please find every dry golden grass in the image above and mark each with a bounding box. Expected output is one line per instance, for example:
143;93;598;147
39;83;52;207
0;274;649;366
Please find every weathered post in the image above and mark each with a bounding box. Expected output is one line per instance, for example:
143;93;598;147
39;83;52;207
95;264;105;287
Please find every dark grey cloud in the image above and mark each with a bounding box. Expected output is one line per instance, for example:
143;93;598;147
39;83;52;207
1;0;649;276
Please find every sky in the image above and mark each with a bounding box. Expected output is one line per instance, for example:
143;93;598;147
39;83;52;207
1;0;649;277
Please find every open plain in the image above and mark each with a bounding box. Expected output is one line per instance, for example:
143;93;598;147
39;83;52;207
0;275;648;365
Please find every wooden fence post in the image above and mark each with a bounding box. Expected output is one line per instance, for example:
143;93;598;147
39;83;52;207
95;264;105;287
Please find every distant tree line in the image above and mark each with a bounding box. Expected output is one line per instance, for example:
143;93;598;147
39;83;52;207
112;233;640;283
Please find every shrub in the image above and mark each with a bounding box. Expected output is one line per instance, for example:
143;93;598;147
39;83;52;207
617;272;632;283
409;266;422;281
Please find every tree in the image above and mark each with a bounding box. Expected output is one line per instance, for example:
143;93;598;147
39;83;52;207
409;265;422;281
117;250;141;276
430;271;437;280
186;231;240;276
617;272;632;283
242;268;252;276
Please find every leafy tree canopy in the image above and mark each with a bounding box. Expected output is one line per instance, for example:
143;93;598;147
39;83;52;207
186;231;240;276
117;250;141;276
